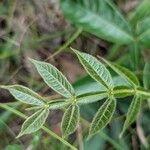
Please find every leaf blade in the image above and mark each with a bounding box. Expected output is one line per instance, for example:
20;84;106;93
30;59;75;98
72;49;113;89
61;0;133;44
89;98;116;136
61;104;80;136
143;61;150;90
2;85;45;106
18;108;49;137
99;57;140;87
130;0;150;24
120;96;141;137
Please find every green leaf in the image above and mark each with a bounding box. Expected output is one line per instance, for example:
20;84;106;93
2;85;45;106
18;108;49;137
61;104;80;136
120;96;141;137
5;144;22;150
89;98;116;136
61;0;133;44
143;61;150;90
130;0;150;24
99;57;139;87
137;17;150;46
143;61;150;107
72;49;113;89
30;59;75;98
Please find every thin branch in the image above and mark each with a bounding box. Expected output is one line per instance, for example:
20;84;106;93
45;28;82;60
0;103;77;150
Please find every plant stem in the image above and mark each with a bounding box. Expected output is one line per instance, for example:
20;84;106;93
76;88;150;104
0;103;77;150
46;28;82;60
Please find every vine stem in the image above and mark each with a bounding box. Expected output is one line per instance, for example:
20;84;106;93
0;103;77;150
77;88;150;100
46;28;82;60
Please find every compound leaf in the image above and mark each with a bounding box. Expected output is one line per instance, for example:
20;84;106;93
2;85;45;106
120;96;141;137
30;59;75;98
89;98;116;136
61;0;133;44
72;49;113;89
61;104;80;136
99;57;139;87
18;108;49;137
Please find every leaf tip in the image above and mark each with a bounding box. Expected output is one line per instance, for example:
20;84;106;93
70;47;79;54
28;58;36;64
16;132;23;139
119;130;125;139
87;134;93;141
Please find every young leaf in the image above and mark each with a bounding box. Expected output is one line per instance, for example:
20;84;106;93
89;98;116;136
143;62;150;107
30;59;75;98
61;104;80;136
17;108;49;137
61;0;133;44
2;85;45;106
143;61;150;90
72;49;113;89
120;96;141;137
99;57;139;87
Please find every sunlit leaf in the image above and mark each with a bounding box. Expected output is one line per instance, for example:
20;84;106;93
99;57;139;87
30;59;75;98
89;98;116;136
120;96;141;137
18;108;49;137
72;49;113;89
2;85;45;106
61;104;80;136
61;0;133;44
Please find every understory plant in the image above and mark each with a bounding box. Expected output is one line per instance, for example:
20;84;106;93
1;48;150;142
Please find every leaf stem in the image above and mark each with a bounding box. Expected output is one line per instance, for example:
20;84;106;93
46;28;82;60
0;103;77;150
76;88;150;103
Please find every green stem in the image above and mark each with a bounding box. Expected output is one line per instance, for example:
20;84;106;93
76;88;150;103
137;89;150;97
0;103;77;150
46;28;82;60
